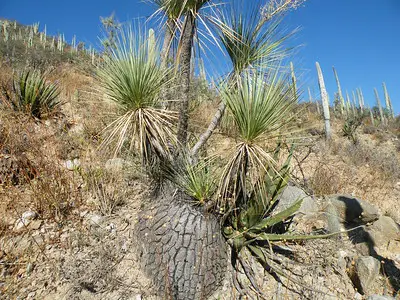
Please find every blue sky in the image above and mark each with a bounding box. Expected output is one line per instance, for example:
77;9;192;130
1;0;399;114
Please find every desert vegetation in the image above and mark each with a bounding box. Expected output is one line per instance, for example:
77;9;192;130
0;1;399;299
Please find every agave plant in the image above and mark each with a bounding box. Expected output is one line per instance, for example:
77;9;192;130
1;69;61;119
96;25;177;162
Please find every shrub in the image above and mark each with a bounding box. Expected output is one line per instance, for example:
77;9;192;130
1;69;61;119
342;116;362;144
363;125;377;135
83;167;127;216
30;164;82;220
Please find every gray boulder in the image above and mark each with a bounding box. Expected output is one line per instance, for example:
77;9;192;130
326;195;379;224
367;216;399;245
367;216;400;259
366;296;395;300
355;256;380;295
274;185;318;215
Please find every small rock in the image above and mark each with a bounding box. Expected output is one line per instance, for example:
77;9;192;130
69;123;84;135
354;292;363;300
32;234;45;247
355;256;380;294
106;223;116;234
22;211;37;220
387;240;400;255
27;292;36;300
327;195;379;224
28;220;43;230
135;295;142;300
366;295;395;300
337;250;349;275
26;263;34;275
105;158;126;171
64;158;80;170
15;219;29;230
85;213;103;226
14;211;37;230
60;232;70;243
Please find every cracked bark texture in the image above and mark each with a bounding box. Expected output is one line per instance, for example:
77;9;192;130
136;192;228;299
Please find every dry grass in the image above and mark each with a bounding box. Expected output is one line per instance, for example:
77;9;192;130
83;166;128;216
309;161;342;196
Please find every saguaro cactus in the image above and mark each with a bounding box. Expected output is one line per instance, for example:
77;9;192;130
356;88;364;111
382;82;394;119
346;91;352;116
374;88;385;124
290;61;298;101
368;105;374;125
351;90;358;115
332;66;344;114
316;62;331;139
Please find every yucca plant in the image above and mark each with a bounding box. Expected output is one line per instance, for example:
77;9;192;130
1;69;61;119
218;69;298;208
96;25;177;162
191;0;292;159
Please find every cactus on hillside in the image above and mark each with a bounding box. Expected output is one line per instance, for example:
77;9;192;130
368;105;374;125
316;62;331;139
290;61;298;101
345;91;352;116
2;20;9;42
356;88;364;111
307;87;312;103
332;66;344;115
382;82;394;119
32;22;39;34
351;90;358;114
374;88;385;124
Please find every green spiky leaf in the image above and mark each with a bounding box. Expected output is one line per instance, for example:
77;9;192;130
250;198;303;232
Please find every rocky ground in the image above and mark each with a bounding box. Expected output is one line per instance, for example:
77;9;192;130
0;66;400;299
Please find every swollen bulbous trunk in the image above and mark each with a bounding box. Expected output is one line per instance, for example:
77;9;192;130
316;62;331;140
136;192;228;299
